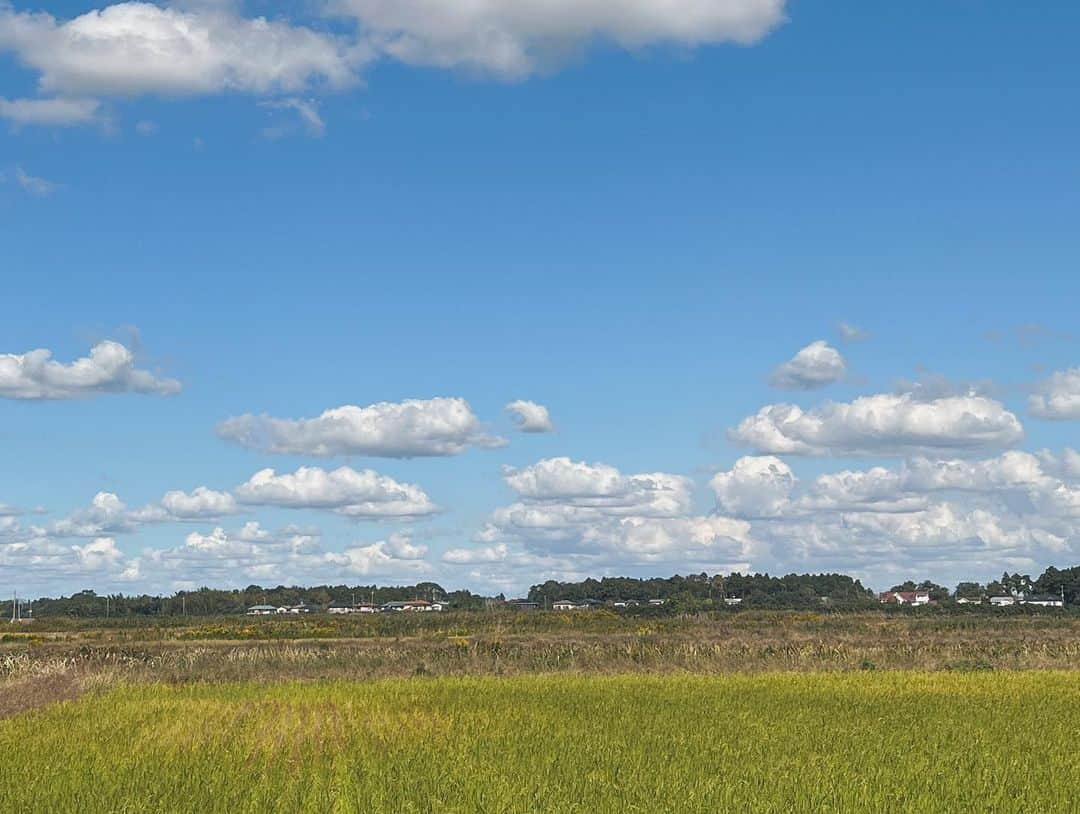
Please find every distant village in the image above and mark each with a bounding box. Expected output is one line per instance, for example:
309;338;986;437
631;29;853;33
877;590;1065;608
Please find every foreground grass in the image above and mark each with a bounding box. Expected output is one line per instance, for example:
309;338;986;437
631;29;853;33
2;672;1078;812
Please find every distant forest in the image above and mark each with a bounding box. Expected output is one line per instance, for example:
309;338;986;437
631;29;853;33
12;565;1080;617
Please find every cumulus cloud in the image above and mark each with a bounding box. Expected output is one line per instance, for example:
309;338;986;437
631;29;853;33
154;487;237;520
217;397;503;457
705;451;1080;583
0;339;180;399
710;456;794;517
45;486;239;539
446;457;757;583
234;465;438;519
128;521;432;588
332;0;788;79
768;340;846;390
729;392;1024;457
505;399;555;433
0;2;362;98
1029;368;1080;420
0;96;101;127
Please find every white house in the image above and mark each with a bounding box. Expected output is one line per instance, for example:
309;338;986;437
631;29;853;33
989;595;1016;607
879;591;931;605
1021;594;1064;608
246;604;278;616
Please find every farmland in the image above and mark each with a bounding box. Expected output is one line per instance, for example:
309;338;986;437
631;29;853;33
4;612;1080;812
2;671;1079;812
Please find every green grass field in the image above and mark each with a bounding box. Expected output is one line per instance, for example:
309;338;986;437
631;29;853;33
2;671;1077;812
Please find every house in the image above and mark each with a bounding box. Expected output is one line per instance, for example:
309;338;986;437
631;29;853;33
955;596;982;604
1021;594;1064;608
287;603;319;614
553;599;603;611
379;600;443;612
989;595;1016;607
355;604;378;613
327;603;355;615
879;591;931;605
724;597;743;606
506;599;540;611
648;599;666;606
246;604;278;616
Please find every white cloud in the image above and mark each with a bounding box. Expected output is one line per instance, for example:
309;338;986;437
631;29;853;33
709;455;794;517
1029;368;1080;420
155;487;237;520
260;96;325;137
234;465;438;519
38;486;238;540
217;397;504;457
503;457;692;516
505;399;554;433
450;458;757;579
729;392;1024;457
134;119;157;135
332;0;787;79
0;2;363;98
135;522;433;588
442;542;508;564
704;451;1080;584
0;96;101;127
837;322;870;343
0;339;180;399
71;536;124;569
769;340;846;390
13;165;59;197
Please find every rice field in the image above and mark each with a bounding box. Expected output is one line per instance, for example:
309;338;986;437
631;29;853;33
2;671;1078;812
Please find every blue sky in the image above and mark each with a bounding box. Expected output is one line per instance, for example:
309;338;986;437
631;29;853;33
2;0;1079;596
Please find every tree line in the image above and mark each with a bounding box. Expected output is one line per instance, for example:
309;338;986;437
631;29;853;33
14;564;1080;617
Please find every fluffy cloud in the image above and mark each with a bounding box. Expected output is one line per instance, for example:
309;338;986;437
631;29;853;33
447;458;757;581
332;0;787;78
503;457;693;516
39;487;238;540
234;466;438;519
154;487;237;520
217;397;503;457
127;523;430;588
0;96;101;126
769;341;846;390
710;456;794;517
706;451;1080;583
505;399;555;433
0;3;362;98
729;392;1024;457
71;536;124;569
0;339;180;399
1029;368;1080;420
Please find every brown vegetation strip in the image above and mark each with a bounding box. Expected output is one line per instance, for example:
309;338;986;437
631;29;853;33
0;673;84;720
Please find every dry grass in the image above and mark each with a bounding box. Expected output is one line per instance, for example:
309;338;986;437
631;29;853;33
4;612;1080;688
